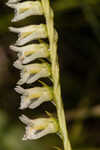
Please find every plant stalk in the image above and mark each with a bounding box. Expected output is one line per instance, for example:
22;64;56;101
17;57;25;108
41;0;72;150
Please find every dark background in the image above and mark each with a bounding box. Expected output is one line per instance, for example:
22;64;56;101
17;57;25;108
0;0;100;150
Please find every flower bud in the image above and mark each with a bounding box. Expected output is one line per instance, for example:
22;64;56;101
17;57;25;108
9;24;47;46
19;115;59;140
7;1;43;22
10;43;49;64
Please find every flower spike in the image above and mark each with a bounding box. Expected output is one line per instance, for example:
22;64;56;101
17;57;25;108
7;0;72;149
9;24;47;46
15;86;53;109
10;43;49;64
7;1;43;22
19;115;59;140
15;63;51;85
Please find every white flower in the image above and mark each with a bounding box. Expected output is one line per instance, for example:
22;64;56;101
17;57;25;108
7;1;43;22
9;24;47;46
10;43;49;64
15;85;53;109
14;63;51;85
19;115;59;140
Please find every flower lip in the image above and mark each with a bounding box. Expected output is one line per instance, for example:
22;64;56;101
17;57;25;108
19;115;59;140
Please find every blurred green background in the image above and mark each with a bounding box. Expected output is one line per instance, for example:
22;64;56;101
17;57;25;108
0;0;100;150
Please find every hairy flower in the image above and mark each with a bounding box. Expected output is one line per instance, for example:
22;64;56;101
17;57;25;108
9;24;47;46
7;1;43;22
13;62;51;85
15;85;53;109
19;115;58;140
10;43;49;64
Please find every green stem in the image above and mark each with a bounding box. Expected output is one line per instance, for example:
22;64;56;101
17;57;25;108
41;0;72;150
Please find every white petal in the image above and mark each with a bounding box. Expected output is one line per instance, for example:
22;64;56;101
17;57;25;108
9;26;21;33
23;54;39;64
14;86;25;94
6;3;16;8
29;97;44;109
17;72;29;85
7;0;21;4
13;60;23;70
26;69;50;84
23;50;49;64
23;126;50;140
19;115;32;125
26;71;44;84
10;45;21;52
22;52;42;64
19;96;31;109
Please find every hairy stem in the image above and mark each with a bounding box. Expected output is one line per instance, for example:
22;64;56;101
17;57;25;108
41;0;72;150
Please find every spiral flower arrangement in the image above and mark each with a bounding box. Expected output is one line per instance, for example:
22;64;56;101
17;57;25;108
6;0;72;150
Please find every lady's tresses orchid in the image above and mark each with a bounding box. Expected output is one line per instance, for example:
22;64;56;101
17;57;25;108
19;115;59;140
10;43;49;64
13;62;51;85
7;1;43;22
9;24;47;46
15;85;53;109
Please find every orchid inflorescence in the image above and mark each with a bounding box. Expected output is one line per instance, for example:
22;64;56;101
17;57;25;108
6;0;72;150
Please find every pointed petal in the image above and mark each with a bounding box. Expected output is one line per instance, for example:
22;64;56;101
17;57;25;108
10;45;21;52
14;86;25;94
19;114;32;125
19;96;31;109
17;72;29;85
28;97;44;109
13;60;23;70
7;0;21;4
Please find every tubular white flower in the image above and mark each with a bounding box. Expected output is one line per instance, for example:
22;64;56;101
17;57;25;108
7;1;43;22
10;43;49;64
19;115;59;140
9;24;48;46
15;85;53;109
14;63;51;85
